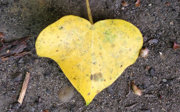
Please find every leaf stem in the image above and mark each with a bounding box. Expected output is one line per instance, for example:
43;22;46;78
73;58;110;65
86;0;93;24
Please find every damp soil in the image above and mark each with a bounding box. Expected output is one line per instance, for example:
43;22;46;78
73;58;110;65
0;0;180;112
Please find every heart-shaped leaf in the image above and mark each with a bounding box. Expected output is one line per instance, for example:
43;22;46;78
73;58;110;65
35;15;143;105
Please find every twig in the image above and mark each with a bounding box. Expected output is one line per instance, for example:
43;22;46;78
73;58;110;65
86;0;93;24
18;72;30;104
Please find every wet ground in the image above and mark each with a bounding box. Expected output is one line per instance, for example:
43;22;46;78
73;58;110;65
0;0;180;112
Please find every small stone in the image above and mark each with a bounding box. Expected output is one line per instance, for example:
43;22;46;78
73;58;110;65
170;21;174;25
148;39;158;45
149;67;155;76
121;7;125;10
148;4;152;7
162;79;167;83
58;86;74;103
140;48;149;58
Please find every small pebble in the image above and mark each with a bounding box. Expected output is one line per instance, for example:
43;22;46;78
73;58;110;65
148;39;158;45
149;67;155;76
140;48;149;58
58;86;74;103
170;21;174;25
148;4;152;7
162;79;167;83
121;7;125;10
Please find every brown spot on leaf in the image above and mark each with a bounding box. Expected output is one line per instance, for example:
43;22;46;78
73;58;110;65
88;93;90;95
59;26;63;30
111;44;115;48
99;52;102;56
56;50;59;52
96;90;100;93
92;62;96;64
90;72;103;81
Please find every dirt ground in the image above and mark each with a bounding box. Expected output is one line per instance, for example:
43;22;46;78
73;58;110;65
0;0;180;112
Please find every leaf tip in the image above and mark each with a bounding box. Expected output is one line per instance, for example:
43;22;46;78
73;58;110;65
85;101;90;106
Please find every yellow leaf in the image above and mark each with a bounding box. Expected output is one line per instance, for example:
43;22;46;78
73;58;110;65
35;15;143;105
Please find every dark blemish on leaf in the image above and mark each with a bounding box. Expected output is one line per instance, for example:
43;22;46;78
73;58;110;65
73;77;77;80
76;64;80;68
59;26;63;30
89;26;94;30
120;65;123;68
110;77;112;80
99;52;102;56
61;59;65;61
111;44;115;48
88;93;90;95
104;79;106;82
56;50;59;52
90;72;103;81
96;90;100;93
57;36;60;38
92;62;96;64
129;48;132;51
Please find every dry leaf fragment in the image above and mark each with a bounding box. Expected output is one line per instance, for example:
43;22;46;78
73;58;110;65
173;42;180;50
131;81;142;96
0;32;4;38
135;0;140;7
122;1;129;7
148;39;158;45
